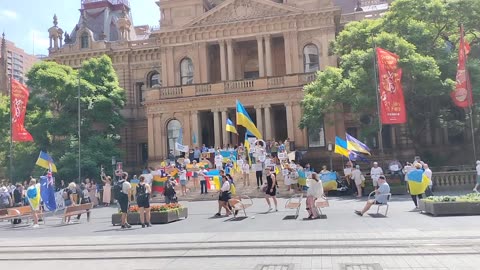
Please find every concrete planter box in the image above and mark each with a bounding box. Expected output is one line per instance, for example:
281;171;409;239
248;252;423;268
419;200;480;216
112;208;188;225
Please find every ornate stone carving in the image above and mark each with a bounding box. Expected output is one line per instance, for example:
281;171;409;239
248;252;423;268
192;0;296;26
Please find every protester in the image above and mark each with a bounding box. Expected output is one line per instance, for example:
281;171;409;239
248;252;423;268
192;160;200;191
0;185;12;209
130;175;140;202
102;175;112;207
352;165;363;198
12;183;23;224
320;165;329;174
85;178;98;207
179;166;187;196
264;167;278;212
474;160;480;193
355;175;390;216
76;183;91;222
242;160;250;187
118;173;132;229
409;163;426;208
306;173;324;219
26;179;40;228
370;162;383;188
214;176;232;217
198;166;208;194
136;175;152;228
255;160;263;189
423;164;433;196
194;147;201;162
164;177;177;204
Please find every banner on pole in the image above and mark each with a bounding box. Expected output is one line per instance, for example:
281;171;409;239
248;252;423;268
451;25;473;108
376;48;407;124
11;79;33;142
175;142;189;153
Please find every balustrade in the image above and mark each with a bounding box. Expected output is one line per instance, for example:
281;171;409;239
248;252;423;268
267;76;285;87
224;80;255;92
160;87;183;99
431;171;476;191
195;84;211;96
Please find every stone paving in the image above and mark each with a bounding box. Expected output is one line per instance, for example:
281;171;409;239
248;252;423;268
1;192;480;269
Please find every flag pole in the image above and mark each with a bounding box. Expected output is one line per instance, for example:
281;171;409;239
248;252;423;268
461;24;477;161
78;75;81;183
371;34;384;156
9;73;13;183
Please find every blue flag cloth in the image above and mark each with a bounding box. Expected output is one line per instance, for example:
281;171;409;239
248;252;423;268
192;132;197;144
349;151;370;163
40;175;57;211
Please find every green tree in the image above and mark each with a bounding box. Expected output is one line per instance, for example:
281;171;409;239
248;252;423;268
301;0;480;155
0;55;126;182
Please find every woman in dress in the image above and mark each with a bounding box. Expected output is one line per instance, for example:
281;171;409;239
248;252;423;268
85;178;98;207
191;160;200;192
264;167;278;212
306;173;324;219
214;175;232;217
102;175;112;207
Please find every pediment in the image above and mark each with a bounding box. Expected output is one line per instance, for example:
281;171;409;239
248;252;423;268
187;0;302;27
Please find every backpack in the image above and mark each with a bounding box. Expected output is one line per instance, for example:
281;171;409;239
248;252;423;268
164;180;175;197
113;180;124;200
137;184;148;200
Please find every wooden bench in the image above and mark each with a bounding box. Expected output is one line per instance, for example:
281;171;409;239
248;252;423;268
62;203;93;223
228;195;253;217
0;206;44;225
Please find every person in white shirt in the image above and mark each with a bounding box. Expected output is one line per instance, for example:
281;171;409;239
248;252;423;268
242;161;250;187
215;153;223;170
179;167;187;196
423;163;433;196
214;176;232;217
351;165;363;198
305;173;324;219
474;160;480;193
370;162;384;188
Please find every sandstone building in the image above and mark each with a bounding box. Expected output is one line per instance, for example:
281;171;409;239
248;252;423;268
47;0;397;169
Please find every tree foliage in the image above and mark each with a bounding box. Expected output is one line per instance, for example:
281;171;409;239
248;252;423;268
301;0;480;149
0;55;125;183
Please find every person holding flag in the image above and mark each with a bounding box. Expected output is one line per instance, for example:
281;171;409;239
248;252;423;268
26;178;41;228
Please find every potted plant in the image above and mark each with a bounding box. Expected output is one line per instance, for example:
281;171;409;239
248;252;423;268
419;193;480;216
112;203;188;225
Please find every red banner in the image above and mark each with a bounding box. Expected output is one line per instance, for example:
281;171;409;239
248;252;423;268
376;47;407;124
451;25;473;108
11;79;33;142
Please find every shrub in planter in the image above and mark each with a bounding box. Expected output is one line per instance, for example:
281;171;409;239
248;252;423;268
420;193;480;216
112;203;188;225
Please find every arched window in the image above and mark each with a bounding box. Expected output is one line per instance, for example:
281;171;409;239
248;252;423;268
80;33;89;49
167;119;182;157
303;44;319;73
180;58;194;85
147;71;161;87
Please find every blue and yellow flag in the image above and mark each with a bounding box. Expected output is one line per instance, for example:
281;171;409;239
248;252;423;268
225;118;238;134
406;169;429;195
346;133;371;155
236;100;262;139
27;183;41;210
320;172;338;191
334;137;350;158
36;151;57;173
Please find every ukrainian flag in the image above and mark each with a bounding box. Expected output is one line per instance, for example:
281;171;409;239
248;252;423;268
406;169;429;195
36;151;58;173
236;100;262;139
320;172;338;191
334;137;350;158
27;183;41;210
226;118;238;134
346;133;371;155
244;131;254;165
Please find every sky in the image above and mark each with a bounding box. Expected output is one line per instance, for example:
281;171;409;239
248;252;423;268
0;0;159;56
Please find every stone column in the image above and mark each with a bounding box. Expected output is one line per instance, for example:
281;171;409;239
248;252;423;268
153;113;163;160
256;36;265;77
255;105;264;138
221;108;228;147
264;35;273;77
190;110;199;147
283;32;292;74
285;102;295;141
161;48;168;86
147;113;155;160
290;31;300;74
213;109;221;148
264;104;272;140
219;40;227;81
226;39;235;80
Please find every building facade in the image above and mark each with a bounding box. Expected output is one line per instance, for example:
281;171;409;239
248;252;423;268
0;34;39;93
48;0;394;169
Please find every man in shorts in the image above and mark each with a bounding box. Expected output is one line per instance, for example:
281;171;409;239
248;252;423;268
118;173;132;229
354;175;390;216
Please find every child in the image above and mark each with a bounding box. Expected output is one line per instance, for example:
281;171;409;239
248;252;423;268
179;166;187;196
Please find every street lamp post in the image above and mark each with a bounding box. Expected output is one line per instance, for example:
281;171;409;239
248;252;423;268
327;142;333;171
111;156;116;180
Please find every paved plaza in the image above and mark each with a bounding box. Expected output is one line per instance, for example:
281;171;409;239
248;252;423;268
1;192;480;270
